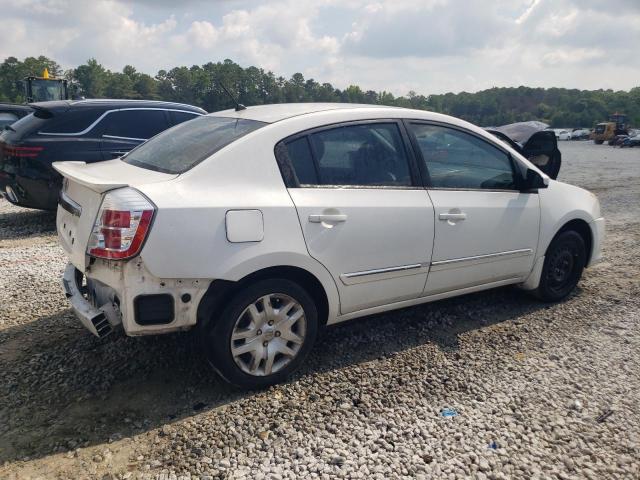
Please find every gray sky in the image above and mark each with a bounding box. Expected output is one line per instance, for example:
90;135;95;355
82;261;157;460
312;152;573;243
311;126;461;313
2;0;639;95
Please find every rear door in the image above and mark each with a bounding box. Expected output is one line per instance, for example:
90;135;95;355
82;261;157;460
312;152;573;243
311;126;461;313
406;122;540;296
277;120;435;314
100;109;170;159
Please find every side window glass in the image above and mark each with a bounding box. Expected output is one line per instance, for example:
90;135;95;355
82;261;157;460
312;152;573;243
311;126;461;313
102;110;169;140
409;123;516;190
309;123;411;186
283;137;318;185
170;111;200;126
41;110;103;134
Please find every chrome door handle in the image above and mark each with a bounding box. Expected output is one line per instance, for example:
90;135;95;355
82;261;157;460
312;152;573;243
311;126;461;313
309;214;348;223
439;212;467;221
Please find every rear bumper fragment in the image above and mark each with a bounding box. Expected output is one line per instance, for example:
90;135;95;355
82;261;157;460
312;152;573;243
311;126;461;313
62;263;113;338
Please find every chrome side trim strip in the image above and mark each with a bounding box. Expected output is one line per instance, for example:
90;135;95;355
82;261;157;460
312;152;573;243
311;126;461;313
340;263;427;285
332;276;524;325
430;248;533;271
103;134;147;141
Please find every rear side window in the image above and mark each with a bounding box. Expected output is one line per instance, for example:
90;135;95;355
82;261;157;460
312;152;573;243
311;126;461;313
279;123;412;187
310;123;411;186
101;110;169;140
170;111;201;126
123;116;266;174
40;110;104;134
282;137;318;185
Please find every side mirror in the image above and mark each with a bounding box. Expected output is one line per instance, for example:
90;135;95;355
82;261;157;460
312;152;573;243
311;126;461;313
522;168;548;191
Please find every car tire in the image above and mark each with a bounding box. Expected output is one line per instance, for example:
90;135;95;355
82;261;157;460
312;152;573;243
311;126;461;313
202;278;318;389
534;230;586;302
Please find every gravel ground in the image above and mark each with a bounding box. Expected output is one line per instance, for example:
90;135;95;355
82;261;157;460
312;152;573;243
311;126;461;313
1;141;639;479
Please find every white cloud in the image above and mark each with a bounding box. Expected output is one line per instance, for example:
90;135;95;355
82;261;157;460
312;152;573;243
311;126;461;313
0;0;638;96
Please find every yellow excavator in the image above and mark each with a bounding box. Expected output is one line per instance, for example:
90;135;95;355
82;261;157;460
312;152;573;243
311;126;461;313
0;69;70;128
22;67;69;103
591;113;628;145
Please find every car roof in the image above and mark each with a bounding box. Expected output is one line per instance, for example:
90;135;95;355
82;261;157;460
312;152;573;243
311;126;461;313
209;103;397;123
0;102;33;114
29;99;206;114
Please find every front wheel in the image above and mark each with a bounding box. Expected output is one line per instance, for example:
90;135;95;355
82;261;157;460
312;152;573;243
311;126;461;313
534;230;586;302
203;278;318;388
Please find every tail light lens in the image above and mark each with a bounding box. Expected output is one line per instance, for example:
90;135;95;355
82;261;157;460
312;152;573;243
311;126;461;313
87;188;155;260
3;145;44;158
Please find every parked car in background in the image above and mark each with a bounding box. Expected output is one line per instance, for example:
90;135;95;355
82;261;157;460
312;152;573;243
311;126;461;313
556;130;572;141
54;104;604;388
0;103;33;128
0;99;206;210
610;134;629;147
621;133;640;148
571;128;591;140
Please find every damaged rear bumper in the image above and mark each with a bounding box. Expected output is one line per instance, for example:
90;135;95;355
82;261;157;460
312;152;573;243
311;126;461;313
62;263;121;338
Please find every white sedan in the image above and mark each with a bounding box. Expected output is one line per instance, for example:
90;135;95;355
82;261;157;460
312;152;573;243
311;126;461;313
54;104;604;388
556;130;572;141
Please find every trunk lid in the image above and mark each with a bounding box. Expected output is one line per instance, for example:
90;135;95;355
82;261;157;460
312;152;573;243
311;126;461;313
53;159;176;270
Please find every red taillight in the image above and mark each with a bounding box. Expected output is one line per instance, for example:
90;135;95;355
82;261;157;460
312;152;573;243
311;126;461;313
87;188;155;260
4;145;44;158
102;210;131;228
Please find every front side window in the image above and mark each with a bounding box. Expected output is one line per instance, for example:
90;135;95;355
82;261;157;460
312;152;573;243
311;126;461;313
123;116;266;174
409;123;516;190
281;123;412;187
102;110;169;140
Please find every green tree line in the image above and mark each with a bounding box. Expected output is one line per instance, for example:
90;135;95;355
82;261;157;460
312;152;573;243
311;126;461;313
1;55;639;127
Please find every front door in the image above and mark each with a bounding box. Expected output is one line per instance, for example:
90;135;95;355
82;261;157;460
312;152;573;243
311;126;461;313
277;121;435;314
406;122;540;295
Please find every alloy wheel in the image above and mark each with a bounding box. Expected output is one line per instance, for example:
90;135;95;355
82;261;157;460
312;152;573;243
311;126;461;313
230;293;307;376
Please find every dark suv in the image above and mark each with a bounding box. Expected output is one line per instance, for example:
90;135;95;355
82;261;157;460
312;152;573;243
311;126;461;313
0;99;206;210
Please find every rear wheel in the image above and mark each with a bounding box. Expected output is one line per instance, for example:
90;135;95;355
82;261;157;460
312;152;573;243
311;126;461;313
203;278;318;388
534;230;586;302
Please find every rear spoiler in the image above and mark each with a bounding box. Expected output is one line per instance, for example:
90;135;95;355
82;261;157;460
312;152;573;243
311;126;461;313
27;104;56;119
52;161;128;193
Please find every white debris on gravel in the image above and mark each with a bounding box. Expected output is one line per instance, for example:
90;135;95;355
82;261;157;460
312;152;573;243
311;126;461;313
1;142;639;479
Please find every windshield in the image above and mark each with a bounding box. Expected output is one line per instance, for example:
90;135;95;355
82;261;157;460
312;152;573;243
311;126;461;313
30;79;66;102
123;116;267;174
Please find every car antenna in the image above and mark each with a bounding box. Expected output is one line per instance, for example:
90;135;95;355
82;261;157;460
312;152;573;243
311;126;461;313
219;82;246;111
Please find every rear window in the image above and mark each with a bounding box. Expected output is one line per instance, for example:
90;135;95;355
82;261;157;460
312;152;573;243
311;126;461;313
123;116;266;174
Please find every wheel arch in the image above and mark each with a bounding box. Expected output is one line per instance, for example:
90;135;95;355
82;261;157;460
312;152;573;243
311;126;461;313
554;218;593;265
522;216;594;291
197;264;334;331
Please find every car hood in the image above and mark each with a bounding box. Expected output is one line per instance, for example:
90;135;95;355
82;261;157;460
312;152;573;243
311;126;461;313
489;121;550;146
486;121;561;180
